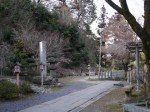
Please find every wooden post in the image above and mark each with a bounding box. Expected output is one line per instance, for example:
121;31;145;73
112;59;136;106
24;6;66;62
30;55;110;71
40;64;44;86
16;73;20;87
88;64;91;80
14;65;21;87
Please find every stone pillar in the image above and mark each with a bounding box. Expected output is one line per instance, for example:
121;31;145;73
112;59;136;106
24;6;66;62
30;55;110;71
39;41;47;76
104;71;106;79
127;71;130;83
129;71;132;85
101;71;103;80
110;71;112;80
49;57;57;79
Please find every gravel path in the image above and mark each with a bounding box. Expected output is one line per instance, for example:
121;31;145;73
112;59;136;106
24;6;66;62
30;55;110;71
19;81;118;112
0;77;97;112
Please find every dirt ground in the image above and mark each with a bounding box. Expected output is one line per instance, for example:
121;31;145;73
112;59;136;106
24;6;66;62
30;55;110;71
80;86;126;112
58;76;86;84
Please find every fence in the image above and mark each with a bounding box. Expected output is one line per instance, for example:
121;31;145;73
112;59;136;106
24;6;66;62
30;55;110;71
88;70;125;80
127;69;144;84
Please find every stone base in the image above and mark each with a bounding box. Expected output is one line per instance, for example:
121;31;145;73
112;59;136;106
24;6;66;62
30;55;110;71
32;76;58;85
123;103;150;112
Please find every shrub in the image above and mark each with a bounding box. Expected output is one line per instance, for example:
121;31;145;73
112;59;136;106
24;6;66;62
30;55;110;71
20;81;34;94
0;80;19;100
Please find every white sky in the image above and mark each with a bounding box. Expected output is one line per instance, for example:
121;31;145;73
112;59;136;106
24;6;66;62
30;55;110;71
91;0;144;36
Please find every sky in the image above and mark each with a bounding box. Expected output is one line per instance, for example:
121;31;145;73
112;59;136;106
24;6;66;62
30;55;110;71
91;0;144;37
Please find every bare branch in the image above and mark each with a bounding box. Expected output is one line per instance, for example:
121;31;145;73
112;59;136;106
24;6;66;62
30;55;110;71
119;0;145;39
105;0;148;41
105;0;123;14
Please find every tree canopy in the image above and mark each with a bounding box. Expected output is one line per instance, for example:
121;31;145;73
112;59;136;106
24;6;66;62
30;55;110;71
0;0;97;76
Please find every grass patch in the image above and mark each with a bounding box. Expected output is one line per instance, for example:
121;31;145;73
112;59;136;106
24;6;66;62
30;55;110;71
0;80;19;100
0;80;34;100
20;81;34;95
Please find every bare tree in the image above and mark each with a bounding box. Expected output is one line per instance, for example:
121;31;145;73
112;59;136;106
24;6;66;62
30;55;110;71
103;13;135;43
53;0;96;27
75;0;97;24
100;14;135;75
13;25;69;70
106;42;130;73
54;1;73;25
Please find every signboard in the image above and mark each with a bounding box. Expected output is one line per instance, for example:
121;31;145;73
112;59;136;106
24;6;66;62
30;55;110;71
14;65;21;73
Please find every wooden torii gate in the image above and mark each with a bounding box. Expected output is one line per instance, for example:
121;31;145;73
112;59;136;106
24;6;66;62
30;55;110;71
126;42;142;91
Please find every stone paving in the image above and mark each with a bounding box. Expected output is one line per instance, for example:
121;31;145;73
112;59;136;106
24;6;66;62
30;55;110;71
19;81;119;112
